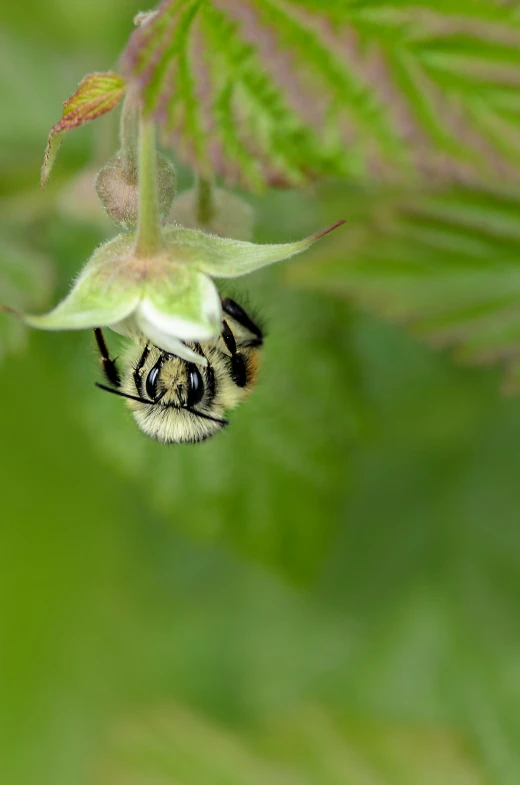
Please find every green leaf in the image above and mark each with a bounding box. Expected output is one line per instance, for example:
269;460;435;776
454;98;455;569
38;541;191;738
98;703;487;785
290;184;520;394
98;704;293;785
258;707;487;785
122;0;520;190
41;71;127;188
308;314;520;784
0;233;54;363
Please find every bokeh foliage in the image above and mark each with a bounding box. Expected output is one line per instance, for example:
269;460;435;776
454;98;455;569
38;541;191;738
124;0;520;188
2;2;520;785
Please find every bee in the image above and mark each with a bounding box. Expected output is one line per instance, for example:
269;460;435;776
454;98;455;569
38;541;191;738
94;297;264;444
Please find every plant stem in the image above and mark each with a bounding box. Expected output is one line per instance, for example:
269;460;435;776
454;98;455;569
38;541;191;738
196;174;216;225
119;97;138;181
135;116;163;257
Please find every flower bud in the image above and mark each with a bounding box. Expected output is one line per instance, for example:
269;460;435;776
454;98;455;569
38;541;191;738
169;186;254;241
96;150;176;230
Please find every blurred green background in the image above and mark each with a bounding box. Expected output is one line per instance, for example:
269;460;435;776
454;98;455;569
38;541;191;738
2;2;520;784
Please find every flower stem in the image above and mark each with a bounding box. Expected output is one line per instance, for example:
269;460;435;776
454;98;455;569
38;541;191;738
135;116;164;258
196;175;216;225
119;97;138;182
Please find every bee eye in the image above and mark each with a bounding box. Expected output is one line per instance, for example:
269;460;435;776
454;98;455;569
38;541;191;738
146;365;161;401
186;364;204;407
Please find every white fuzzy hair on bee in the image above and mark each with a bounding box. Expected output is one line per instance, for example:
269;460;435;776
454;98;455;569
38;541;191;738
94;296;264;444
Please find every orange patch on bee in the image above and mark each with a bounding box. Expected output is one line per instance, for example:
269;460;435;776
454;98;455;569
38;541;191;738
244;348;262;392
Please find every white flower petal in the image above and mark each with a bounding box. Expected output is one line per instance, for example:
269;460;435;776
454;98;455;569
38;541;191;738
143;270;222;338
135;308;208;366
138;297;218;341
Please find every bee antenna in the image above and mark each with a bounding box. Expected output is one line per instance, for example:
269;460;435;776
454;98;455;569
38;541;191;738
95;383;228;426
95;382;157;406
186;408;229;427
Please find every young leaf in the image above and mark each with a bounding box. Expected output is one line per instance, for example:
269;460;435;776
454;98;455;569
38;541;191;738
41;72;127;188
122;0;520;189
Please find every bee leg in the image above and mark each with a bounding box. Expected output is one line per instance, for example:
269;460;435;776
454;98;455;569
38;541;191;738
221;297;263;346
93;327;121;388
133;344;150;397
221;319;248;388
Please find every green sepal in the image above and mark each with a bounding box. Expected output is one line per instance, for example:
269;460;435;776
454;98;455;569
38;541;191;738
21;231;222;363
23;235;139;330
163;220;345;278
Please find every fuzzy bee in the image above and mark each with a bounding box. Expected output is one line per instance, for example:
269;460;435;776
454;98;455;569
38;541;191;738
94;297;263;443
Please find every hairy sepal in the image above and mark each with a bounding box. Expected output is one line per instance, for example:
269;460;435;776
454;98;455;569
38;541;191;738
163;220;346;277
